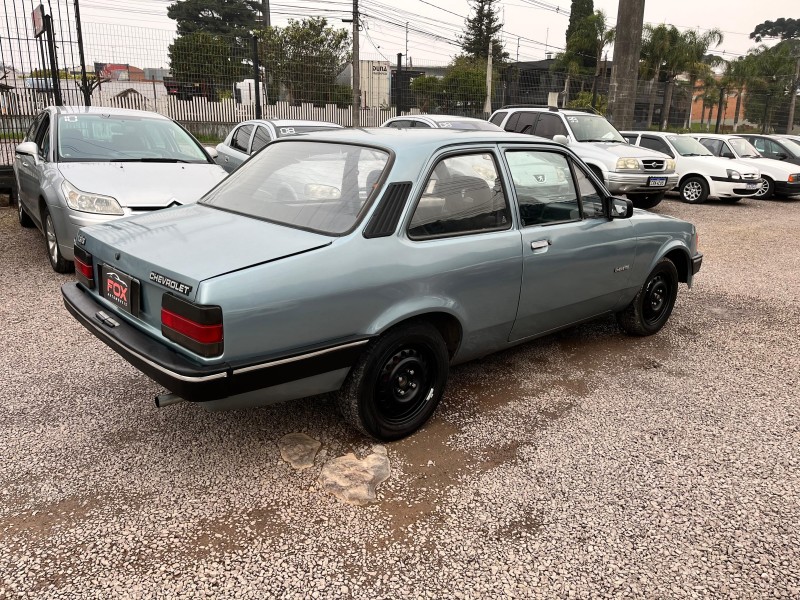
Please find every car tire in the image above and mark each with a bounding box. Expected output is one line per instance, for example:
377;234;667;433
336;320;449;441
627;192;665;210
43;206;73;273
18;197;34;228
754;176;774;199
679;176;708;204
616;258;679;336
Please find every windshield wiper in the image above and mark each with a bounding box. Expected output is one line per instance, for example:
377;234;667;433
110;157;192;163
582;138;625;143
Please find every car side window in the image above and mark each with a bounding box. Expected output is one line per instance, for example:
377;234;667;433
515;113;538;134
387;120;411;128
533;113;568;139
622;134;638;144
36;115;51;160
413;121;432;128
25;113;43;142
489;111;507;126
640;136;674;157
504;112;521;132
408;153;511;239
505;150;580;226
765;139;784;157
573;164;605;219
698;138;722;156
250;126;271;154
230;124;253;152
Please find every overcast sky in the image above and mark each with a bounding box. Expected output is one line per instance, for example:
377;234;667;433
5;0;795;70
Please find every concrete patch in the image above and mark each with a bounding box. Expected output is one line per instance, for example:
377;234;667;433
278;433;321;470
319;446;391;506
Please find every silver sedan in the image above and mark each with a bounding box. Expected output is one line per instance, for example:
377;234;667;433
14;106;227;272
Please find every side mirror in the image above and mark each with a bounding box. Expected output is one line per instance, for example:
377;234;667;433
608;196;633;219
776;152;788;160
15;141;38;156
553;134;569;145
721;152;735;159
205;146;219;159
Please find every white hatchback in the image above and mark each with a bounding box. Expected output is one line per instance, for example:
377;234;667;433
621;131;761;204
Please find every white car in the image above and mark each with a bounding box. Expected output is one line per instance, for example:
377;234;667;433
381;114;502;130
691;133;800;199
621;131;761;204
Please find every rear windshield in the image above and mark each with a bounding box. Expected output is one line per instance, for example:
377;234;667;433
200;141;390;235
274;125;342;138
435;120;500;131
57;114;209;163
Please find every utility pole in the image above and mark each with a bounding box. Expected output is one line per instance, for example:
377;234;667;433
787;55;800;134
351;0;360;127
262;0;270;27
405;22;409;68
606;0;645;129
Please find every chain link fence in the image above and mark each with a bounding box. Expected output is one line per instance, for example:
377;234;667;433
2;3;799;188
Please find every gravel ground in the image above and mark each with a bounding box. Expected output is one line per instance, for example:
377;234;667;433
1;193;799;599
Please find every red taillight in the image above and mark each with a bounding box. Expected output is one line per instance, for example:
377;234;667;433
161;308;223;344
74;245;94;289
161;294;223;357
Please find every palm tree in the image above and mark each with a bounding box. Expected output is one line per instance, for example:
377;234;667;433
680;28;724;128
640;24;672;129
658;26;692;130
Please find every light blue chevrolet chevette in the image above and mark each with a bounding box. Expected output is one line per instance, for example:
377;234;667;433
62;128;702;440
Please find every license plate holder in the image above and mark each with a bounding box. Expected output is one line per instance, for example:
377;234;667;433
745;182;759;190
648;176;667;187
100;265;140;317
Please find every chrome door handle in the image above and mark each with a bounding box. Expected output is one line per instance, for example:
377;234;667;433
531;239;550;250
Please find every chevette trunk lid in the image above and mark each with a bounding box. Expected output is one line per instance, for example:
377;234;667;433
79;203;332;328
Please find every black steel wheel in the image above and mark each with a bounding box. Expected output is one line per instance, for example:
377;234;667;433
616;258;679;336
337;320;449;441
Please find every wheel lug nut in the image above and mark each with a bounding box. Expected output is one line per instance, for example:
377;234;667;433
411;382;417;389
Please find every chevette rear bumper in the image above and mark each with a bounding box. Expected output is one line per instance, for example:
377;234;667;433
62;282;368;402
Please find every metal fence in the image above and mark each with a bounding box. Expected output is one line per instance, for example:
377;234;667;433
2;2;798;196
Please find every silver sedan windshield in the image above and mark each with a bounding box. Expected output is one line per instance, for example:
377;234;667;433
57;114;209;163
201;141;390;235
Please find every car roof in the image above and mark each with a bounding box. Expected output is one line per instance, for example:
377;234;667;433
495;107;603;117
241;119;342;128
690;133;745;140
415;114;490;123
48;106;171;121
267;127;559;153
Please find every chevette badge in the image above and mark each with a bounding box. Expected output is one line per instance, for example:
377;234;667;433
150;272;192;295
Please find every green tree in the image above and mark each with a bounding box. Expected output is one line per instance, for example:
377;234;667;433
459;0;508;63
440;57;489;112
742;41;799;132
750;18;800;42
167;0;260;36
410;75;443;112
680;28;724;128
565;0;595;70
168;31;251;96
260;18;350;105
639;24;673;129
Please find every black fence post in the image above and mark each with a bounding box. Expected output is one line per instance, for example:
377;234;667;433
43;15;62;106
74;0;91;106
761;94;771;134
252;35;262;119
396;53;402;117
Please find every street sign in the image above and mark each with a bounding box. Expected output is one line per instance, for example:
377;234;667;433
32;5;45;38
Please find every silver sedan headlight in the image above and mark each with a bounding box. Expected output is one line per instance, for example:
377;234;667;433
62;180;124;215
615;158;640;170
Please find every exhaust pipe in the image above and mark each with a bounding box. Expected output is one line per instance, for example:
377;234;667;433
154;392;186;408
